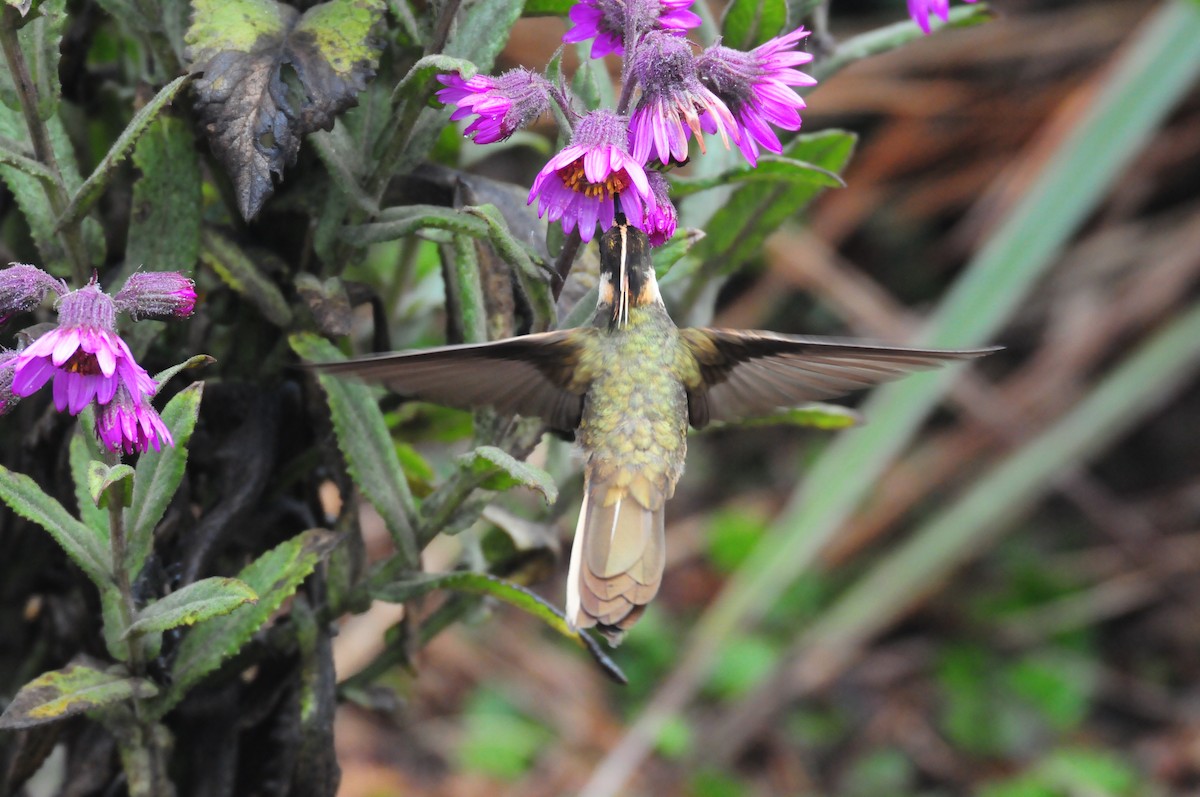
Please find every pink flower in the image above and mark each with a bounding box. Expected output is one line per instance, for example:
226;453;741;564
96;383;173;454
643;172;677;246
697;27;817;166
628;32;738;165
11;282;157;416
436;69;552;144
563;0;701;59
908;0;977;34
528;110;657;243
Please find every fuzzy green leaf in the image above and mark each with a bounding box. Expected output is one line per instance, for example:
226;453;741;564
125;115;203;274
0;662;157;730
86;462;135;507
0;0;66;119
523;0;573;14
124;577;258;639
185;0;385;219
290;333;419;566
154;528;339;717
699;404;862;432
152;354;216;393
200;228;294;326
0;465;111;588
373;571;625;684
69;433;110;536
55;75;192;232
458;446;558;505
668;155;845;198
721;0;788;50
125;382;204;581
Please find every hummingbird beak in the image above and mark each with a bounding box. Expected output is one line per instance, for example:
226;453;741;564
613;223;631;327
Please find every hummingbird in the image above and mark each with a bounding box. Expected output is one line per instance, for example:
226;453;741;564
313;223;996;643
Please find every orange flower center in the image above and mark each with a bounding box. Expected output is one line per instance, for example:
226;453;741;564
557;156;631;199
63;350;102;376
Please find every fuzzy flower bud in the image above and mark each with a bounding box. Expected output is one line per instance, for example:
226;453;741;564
436;69;553;144
0;263;66;317
114;272;197;319
0;350;18;416
642;172;677;247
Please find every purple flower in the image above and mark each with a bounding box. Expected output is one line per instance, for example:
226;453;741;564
908;0;976;34
0;351;18;416
697;27;817;166
115;272;197;319
10;282;158;417
563;0;701;59
528;110;657;243
96;383;173;455
643;172;677;246
628;32;738;165
436;69;552;144
0;263;66;317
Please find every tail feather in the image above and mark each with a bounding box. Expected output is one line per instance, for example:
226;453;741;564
565;472;666;643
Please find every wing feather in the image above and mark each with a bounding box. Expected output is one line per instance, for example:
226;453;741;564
307;330;591;431
681;328;998;428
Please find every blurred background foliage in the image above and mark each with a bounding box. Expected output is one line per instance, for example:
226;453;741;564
0;0;1198;796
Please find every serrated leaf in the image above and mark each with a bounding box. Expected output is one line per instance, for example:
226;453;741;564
86;462;135;507
0;663;157;730
0;465;111;588
458;446;558;504
698;404;862;432
295;274;352;337
199;228;293;326
668;154;845;198
124;577;258;638
0;0;66;119
153;528;338;716
691;130;855;281
125;115;203;274
290;333;419;566
721;0;788;50
372;571;625;684
55;75;192;232
185;0;385;219
125;382;203;581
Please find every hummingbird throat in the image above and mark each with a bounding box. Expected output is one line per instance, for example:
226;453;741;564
598;222;662;329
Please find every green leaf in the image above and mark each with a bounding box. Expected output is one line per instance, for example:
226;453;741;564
373;571;626;684
522;0;573;14
668;155;845;198
697;404;861;432
199;228;294;326
290;333;419;566
468;204;555;330
185;0;386;219
720;0;787;50
0;662;157;730
86;462;135;507
0;465;111;588
458;445;558;504
124;577;259;639
55;75;192;232
0;0;66;119
688;131;855;283
152;354;216;392
126;382;204;581
391;53;476;102
342;204;490;245
125;115;203;274
69;431;109;537
154;528;339;717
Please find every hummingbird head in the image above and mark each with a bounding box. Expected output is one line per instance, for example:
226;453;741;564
597;219;662;330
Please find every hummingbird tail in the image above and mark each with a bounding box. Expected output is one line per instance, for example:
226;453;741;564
566;473;665;644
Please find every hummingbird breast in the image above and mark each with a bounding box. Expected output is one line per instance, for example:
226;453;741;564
578;304;690;504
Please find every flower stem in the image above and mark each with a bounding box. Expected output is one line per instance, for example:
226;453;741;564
0;7;89;285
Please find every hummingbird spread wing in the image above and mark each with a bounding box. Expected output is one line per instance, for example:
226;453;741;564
680;328;998;428
307;331;591;432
